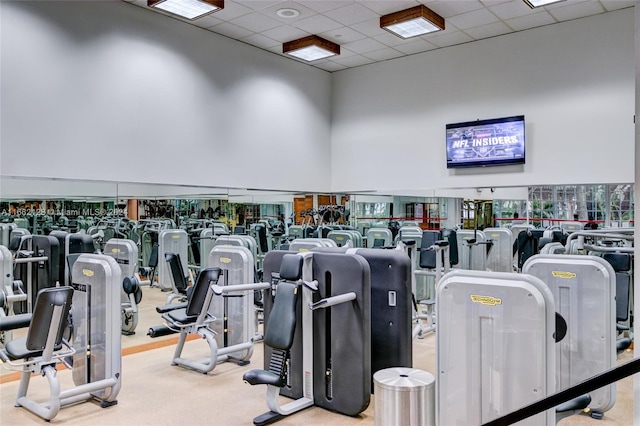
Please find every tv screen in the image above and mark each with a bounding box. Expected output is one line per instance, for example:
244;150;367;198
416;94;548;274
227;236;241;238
446;115;525;168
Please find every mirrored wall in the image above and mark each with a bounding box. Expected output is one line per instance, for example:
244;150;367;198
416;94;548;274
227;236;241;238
0;176;634;234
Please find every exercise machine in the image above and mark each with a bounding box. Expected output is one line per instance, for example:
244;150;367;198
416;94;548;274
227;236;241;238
103;238;144;335
0;253;122;421
245;251;371;425
148;266;269;374
523;254;617;418
158;229;190;291
437;269;556;425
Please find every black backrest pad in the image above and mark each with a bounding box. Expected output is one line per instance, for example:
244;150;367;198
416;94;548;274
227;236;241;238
27;286;74;351
419;230;441;269
262;251;301;399
264;281;298;350
186;267;221;317
279;254;303;281
165;252;188;293
149;243;159;267
256;225;269;253
441;228;458;265
615;272;631;322
603;253;631;272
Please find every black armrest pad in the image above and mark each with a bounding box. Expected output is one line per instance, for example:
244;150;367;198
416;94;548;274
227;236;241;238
0;313;32;332
156;302;188;314
243;369;284;387
556;394;591;413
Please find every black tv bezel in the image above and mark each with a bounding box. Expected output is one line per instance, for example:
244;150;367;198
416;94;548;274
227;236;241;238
445;115;525;169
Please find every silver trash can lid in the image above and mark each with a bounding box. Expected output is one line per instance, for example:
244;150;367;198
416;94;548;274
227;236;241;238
373;367;435;392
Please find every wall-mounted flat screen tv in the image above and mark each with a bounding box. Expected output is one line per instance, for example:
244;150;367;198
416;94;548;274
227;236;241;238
446;115;525;168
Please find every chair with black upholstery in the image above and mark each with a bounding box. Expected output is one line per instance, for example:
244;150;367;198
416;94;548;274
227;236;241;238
164;252;190;304
150;267;222;374
0;286;74;421
243;254;306;425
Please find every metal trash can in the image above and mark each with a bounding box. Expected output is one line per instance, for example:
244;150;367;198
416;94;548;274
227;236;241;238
373;367;435;426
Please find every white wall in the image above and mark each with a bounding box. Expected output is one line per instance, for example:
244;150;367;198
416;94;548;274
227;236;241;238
0;1;332;192
331;8;636;193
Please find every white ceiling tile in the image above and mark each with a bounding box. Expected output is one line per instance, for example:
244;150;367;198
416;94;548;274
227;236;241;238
334;47;359;59
373;31;412;47
343;37;388;54
359;0;423;15
349;18;387;37
479;0;512;5
600;0;635;11
260;1;319;23
240;33;281;49
427;30;474;47
446;7;501;30
193;14;223;28
506;10;556;30
333;54;376;67
489;0;536;20
428;0;485;18
233;0;285;12
464;21;513;38
212;2;254;20
302;1;355;13
324;3;380;26
231;11;283;32
312;61;348;72
319;27;368;44
393;38;438;54
209;22;255;38
547;1;605;21
291;14;344;33
362;47;407;61
261;24;310;42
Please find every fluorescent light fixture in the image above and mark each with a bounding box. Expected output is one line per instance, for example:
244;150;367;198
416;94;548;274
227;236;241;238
380;5;445;39
283;35;340;62
523;0;565;8
148;0;223;20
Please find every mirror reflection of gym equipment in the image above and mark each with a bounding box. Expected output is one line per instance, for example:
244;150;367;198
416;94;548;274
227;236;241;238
0;181;637;425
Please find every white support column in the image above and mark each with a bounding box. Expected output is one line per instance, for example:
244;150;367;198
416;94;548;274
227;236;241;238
634;2;639;425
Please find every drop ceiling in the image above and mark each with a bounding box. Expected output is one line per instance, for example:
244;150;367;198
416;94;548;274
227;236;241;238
123;0;635;72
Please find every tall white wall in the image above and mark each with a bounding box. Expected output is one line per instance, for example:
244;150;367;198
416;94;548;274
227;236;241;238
0;1;332;192
331;8;636;193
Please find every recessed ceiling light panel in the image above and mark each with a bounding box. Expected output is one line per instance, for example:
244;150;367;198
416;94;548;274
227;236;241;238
148;0;224;20
283;35;340;62
524;0;566;8
381;5;445;39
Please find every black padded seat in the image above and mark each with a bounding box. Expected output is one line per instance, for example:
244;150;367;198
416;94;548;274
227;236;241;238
5;339;63;361
3;286;73;361
166;308;198;325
